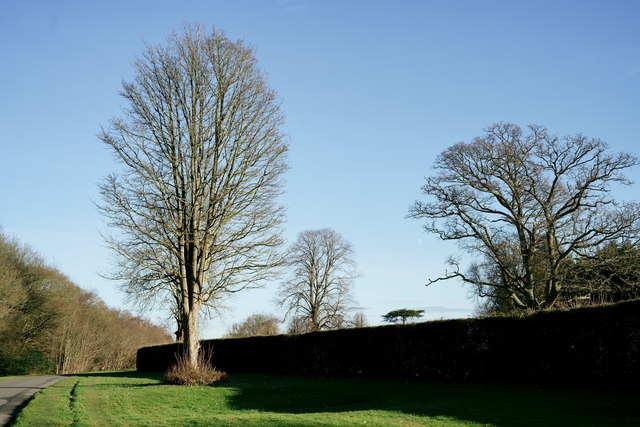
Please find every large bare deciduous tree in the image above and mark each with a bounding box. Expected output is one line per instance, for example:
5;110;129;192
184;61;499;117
98;25;288;368
278;229;358;332
409;123;639;310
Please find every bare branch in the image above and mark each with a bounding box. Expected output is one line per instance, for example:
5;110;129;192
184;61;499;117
410;122;639;310
98;24;288;367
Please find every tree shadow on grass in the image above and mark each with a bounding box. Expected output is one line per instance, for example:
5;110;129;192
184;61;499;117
222;374;640;427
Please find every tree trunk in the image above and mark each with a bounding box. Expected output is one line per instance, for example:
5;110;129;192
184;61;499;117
544;277;560;308
183;302;201;368
310;307;320;331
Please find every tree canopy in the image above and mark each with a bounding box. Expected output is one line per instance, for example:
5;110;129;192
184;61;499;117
225;313;280;338
277;229;358;333
382;309;425;324
410;123;640;310
98;25;288;368
0;231;170;375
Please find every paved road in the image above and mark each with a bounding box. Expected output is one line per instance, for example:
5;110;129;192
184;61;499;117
0;375;65;426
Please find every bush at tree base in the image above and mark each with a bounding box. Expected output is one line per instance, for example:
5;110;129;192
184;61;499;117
138;299;640;385
164;352;227;386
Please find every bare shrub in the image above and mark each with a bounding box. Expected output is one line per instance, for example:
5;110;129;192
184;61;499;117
164;352;227;386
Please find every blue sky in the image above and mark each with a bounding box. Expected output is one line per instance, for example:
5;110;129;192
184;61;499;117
2;0;639;338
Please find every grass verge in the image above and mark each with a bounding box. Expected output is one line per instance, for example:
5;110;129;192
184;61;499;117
0;375;30;382
13;371;640;426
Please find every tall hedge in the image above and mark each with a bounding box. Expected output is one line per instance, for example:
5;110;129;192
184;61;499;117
137;300;640;384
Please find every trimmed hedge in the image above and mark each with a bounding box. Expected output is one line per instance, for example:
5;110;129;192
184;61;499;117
137;300;640;384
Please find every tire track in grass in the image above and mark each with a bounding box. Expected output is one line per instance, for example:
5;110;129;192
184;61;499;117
68;380;80;426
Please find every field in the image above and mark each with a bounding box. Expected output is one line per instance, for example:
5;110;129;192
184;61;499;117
13;371;640;426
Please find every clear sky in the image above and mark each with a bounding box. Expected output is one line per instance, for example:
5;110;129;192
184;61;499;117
2;0;639;338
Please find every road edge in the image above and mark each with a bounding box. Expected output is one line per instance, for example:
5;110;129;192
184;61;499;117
1;376;66;427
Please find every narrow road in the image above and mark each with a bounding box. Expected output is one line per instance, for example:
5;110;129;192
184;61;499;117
0;375;65;426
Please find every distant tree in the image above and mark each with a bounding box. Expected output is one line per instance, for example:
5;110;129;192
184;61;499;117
382;308;424;324
286;316;313;334
410;123;640;311
225;313;280;338
278;229;358;332
349;311;368;328
97;25;288;369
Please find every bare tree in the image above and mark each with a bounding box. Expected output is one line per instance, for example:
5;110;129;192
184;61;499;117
225;313;280;338
278;229;358;332
286;316;315;334
349;311;368;328
98;25;288;368
409;123;639;310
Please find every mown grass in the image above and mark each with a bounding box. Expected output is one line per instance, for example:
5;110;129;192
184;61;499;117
13;371;640;426
0;375;38;382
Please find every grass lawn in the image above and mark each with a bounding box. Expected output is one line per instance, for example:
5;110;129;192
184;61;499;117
0;375;32;382
12;371;640;426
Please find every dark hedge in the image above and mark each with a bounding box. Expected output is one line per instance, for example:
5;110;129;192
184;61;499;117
137;299;640;384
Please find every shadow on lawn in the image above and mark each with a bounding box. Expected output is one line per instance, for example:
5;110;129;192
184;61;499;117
222;374;640;427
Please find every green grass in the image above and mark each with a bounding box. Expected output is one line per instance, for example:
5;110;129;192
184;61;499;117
13;371;640;426
0;375;32;382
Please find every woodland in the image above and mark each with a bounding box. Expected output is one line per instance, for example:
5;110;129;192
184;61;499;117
0;231;171;375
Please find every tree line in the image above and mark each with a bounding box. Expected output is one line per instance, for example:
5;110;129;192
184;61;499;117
0;231;171;375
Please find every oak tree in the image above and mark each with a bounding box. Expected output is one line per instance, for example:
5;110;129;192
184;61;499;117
410;123;639;310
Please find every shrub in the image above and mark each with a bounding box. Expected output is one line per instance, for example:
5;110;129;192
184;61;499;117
164;352;227;386
0;350;55;376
